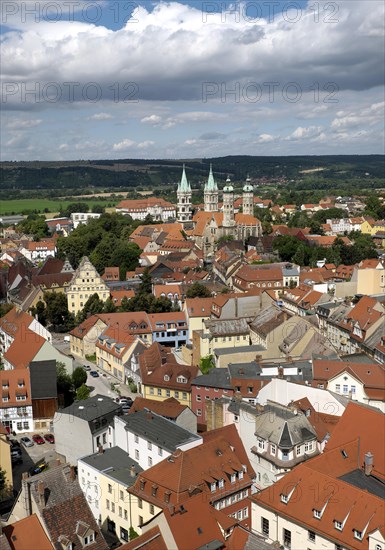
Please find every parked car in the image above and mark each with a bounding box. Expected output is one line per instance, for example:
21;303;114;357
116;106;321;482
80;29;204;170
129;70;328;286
90;371;99;378
44;433;55;444
10;439;21;449
82;365;91;371
11;448;22;458
11;454;23;465
20;436;34;448
118;397;133;405
32;434;45;445
29;459;48;476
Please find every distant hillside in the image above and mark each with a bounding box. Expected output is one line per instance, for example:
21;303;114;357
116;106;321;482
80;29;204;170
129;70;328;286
0;155;384;191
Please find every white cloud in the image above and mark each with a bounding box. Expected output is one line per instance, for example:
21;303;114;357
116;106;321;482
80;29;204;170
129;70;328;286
112;139;136;151
141;115;162;125
6;119;42;129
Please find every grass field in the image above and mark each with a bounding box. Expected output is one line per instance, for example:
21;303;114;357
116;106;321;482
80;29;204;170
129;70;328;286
0;198;120;216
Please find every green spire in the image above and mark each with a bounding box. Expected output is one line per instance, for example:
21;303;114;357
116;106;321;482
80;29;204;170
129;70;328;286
205;164;218;192
178;164;191;193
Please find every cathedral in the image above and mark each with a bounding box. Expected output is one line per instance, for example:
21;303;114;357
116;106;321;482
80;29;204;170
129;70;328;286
177;165;262;259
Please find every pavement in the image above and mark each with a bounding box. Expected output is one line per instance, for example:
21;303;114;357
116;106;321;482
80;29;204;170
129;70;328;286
10;433;57;493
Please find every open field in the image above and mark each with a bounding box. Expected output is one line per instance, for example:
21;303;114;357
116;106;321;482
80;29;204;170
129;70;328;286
0;198;120;216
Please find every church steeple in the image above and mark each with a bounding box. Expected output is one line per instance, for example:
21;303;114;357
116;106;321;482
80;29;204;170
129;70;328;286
223;175;235;228
177;164;192;226
204;164;219;212
242;174;254;216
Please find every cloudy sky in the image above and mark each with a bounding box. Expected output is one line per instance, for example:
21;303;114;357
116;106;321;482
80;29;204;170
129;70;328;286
1;0;384;160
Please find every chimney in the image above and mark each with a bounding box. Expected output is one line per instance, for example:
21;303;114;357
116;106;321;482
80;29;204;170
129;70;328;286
364;452;374;476
278;367;284;379
98;445;104;454
38;480;45;508
130;465;136;477
70;465;76;480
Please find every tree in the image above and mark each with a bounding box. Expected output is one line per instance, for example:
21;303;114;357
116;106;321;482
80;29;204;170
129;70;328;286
139;268;152;295
72;366;87;389
76;384;91;400
110;242;141;280
273;235;302;262
200;354;214;374
186;282;211;298
0;303;13;318
103;297;117;313
30;300;47;325
45;292;74;330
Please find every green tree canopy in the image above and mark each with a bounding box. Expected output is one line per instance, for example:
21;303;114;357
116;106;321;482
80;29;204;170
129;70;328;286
76;384;91;400
186;282;211;298
72;366;87;389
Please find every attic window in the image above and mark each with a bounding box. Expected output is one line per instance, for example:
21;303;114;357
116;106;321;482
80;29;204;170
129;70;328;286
139;479;145;491
197;527;203;535
354;530;363;541
341;450;348;459
152;485;158;497
281;494;289;504
164;375;170;382
83;533;95;546
313;509;322;519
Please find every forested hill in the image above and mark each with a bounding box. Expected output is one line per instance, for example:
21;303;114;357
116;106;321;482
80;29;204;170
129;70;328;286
1;155;384;192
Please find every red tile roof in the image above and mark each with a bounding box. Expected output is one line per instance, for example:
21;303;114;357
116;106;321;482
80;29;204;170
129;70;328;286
119;527;167;550
2;515;53;550
3;329;46;369
128;396;188;419
0;368;31;407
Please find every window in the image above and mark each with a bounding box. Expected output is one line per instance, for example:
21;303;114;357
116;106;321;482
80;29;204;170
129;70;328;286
196;394;201;402
103;433;107;444
351;385;356;394
296;445;301;455
158;447;163;456
305;441;314;453
138;516;143;526
238;471;243;480
120;490;124;501
111;503;115;513
149;387;154;395
120;528;128;542
148;457;153;467
166;390;171;397
314;509;321;519
138;498;142;509
334;521;342;531
210;482;216;493
118;506;122;517
271;444;276;455
354;530;363;541
281;494;288;504
151;485;158;497
148;441;152;450
308;530;316;543
197;408;202;416
257;438;265;451
135;434;139;443
84;534;94;545
218;479;224;489
283;528;291;549
174;391;179;399
150;504;155;515
335;384;340;392
157;388;162;396
343;384;348;394
135;450;139;460
230;474;236;483
124;509;128;520
108;484;112;494
182;392;187;400
262;517;269;537
106;499;110;510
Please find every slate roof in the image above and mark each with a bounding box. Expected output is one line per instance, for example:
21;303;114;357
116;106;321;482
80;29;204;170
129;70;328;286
29;360;57;399
24;464;108;550
59;394;121;422
192;368;232;389
120;410;201;451
80;447;142;487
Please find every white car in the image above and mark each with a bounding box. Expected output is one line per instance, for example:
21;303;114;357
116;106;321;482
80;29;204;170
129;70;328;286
21;436;34;448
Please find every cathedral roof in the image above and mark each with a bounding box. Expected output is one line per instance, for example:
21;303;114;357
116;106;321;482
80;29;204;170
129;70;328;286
204;164;218;192
178;164;191;193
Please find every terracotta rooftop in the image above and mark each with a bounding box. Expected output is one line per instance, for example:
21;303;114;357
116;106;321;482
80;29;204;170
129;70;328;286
2;515;53;550
129;396;188;419
3;329;46;369
119;527;167;550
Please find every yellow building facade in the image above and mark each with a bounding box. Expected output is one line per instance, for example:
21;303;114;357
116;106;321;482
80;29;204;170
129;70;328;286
66;257;109;315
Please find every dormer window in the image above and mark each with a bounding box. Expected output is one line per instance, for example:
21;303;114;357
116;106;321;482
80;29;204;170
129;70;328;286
152;485;158;497
218;479;224;489
334;521;342;531
238;471;244;480
281;494;289;504
313;509;321;519
83;534;95;546
164;375;170;381
139;479;145;491
354;530;363;541
210;482;216;493
177;376;187;383
230;473;236;484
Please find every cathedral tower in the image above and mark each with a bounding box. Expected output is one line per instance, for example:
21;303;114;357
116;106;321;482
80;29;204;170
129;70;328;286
204;164;219;212
222;175;235;229
177;164;192;226
242;175;254;216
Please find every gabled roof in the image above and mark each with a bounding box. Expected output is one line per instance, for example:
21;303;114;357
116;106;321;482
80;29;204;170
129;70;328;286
2;515;53;550
3;329;46;369
129;396;188;419
120;410;200;452
119;527;167;550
